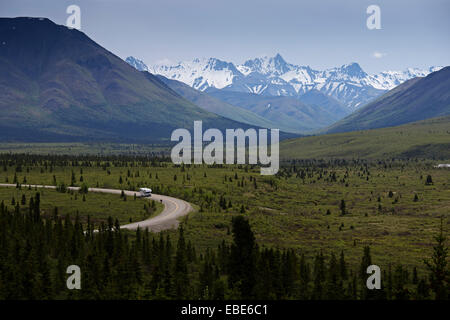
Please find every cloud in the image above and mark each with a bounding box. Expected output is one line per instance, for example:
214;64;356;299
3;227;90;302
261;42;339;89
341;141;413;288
372;51;387;59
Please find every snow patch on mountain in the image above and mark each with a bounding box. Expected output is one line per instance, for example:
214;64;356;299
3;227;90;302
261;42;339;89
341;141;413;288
367;66;443;90
125;56;148;72
149;57;238;91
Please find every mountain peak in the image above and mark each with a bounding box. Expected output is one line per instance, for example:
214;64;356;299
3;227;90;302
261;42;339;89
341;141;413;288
243;53;290;75
272;53;288;68
341;62;362;71
273;53;285;62
337;62;367;78
1;17;54;25
125;56;148;72
205;57;237;71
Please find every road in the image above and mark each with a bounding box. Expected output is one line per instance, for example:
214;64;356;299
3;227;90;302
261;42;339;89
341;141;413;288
0;184;193;232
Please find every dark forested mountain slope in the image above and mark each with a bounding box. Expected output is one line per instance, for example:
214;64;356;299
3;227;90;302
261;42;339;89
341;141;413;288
0;17;250;142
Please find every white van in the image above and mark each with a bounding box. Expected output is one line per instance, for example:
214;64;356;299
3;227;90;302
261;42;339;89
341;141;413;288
139;188;152;197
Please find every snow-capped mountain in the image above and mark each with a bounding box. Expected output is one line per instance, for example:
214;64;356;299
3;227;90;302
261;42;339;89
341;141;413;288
150;57;240;91
126;54;442;110
368;67;443;89
125;56;149;72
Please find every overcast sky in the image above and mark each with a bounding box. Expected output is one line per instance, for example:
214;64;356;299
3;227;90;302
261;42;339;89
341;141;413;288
1;0;449;73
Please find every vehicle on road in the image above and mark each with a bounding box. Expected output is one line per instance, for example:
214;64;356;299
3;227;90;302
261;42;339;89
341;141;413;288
435;164;450;168
139;187;152;197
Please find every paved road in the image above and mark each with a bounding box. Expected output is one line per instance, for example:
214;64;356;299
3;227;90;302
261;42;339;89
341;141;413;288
0;184;193;232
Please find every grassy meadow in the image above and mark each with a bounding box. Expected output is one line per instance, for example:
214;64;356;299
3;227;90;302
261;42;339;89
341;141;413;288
1;154;448;277
0;185;163;227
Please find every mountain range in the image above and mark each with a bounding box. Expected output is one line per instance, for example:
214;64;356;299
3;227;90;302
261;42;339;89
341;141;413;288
204;89;346;133
0;18;255;142
127;55;442;110
127;57;351;133
326;66;450;133
153;73;349;133
0;17;447;145
154;75;281;130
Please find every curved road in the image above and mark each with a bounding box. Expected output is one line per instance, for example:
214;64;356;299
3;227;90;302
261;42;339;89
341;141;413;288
0;184;193;232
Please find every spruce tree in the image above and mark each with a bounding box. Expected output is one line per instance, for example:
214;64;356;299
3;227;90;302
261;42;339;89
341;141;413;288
174;226;189;299
424;217;449;300
229;216;256;299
